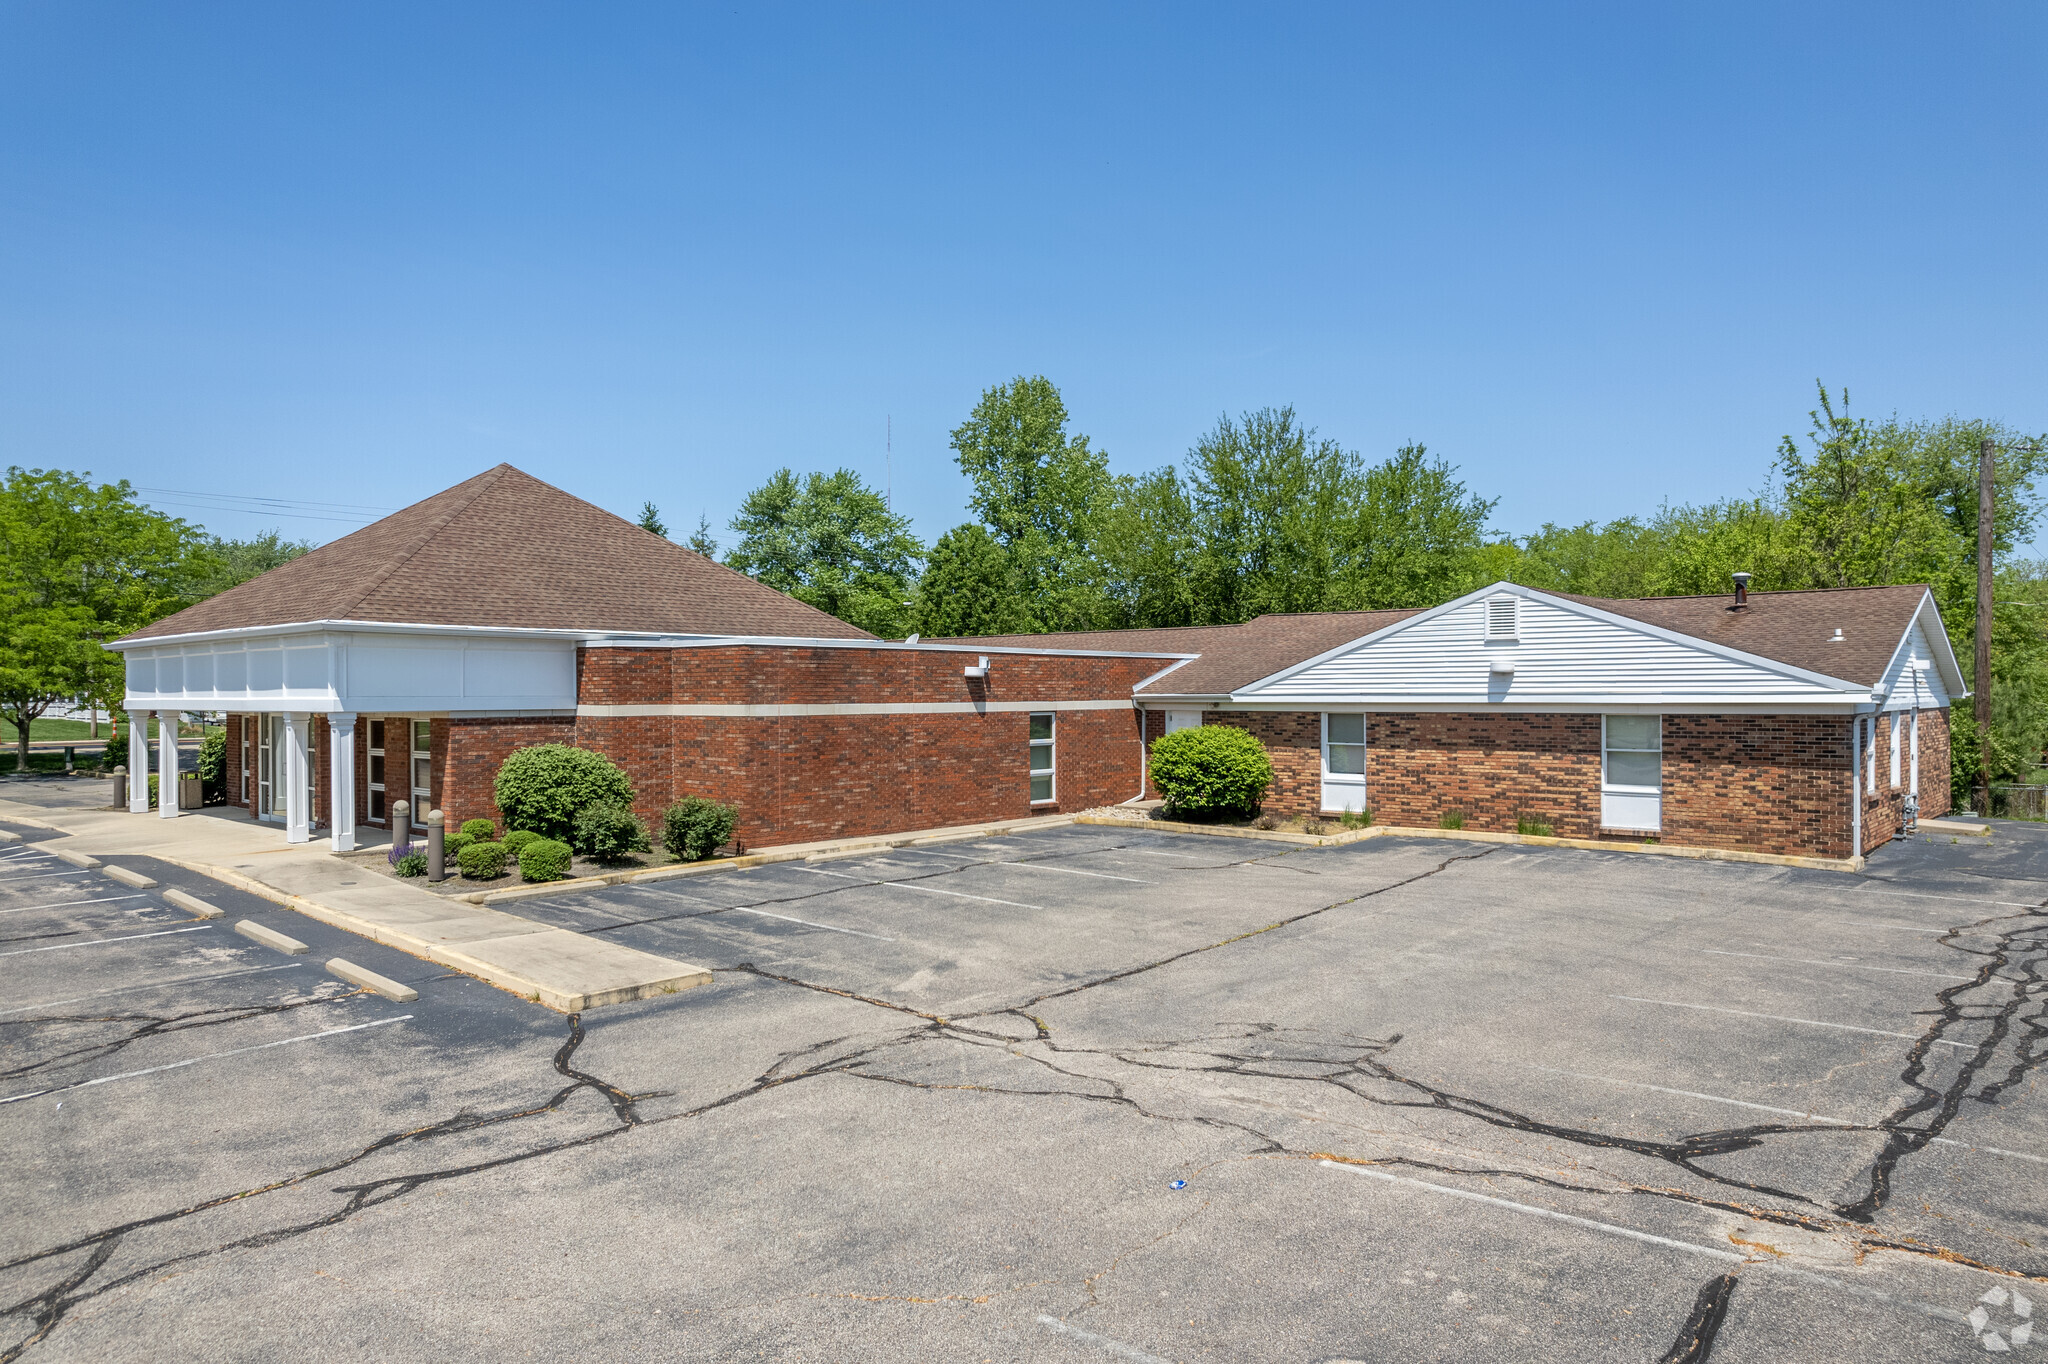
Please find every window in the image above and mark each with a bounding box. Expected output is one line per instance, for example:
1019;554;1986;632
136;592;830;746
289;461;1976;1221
1602;715;1661;790
1029;713;1055;803
1865;717;1876;794
411;720;433;826
1889;713;1901;789
1324;713;1364;775
1485;595;1519;641
257;714;273;817
368;719;387;822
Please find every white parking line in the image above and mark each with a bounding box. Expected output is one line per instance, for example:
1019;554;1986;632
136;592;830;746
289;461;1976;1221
0;962;305;1015
1699;949;1973;982
882;881;1042;910
896;848;979;862
797;866;862;880
1811;917;1950;934
1520;1064;2048;1165
719;906;893;940
0;893;148;916
0;925;212;958
1318;1161;1969;1326
1036;1314;1173;1364
0;870;98;884
996;862;1149;883
0;1014;413;1104
1610;996;1974;1048
1857;887;2041;909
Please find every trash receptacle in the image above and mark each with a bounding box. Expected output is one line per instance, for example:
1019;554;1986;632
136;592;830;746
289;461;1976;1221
179;774;202;810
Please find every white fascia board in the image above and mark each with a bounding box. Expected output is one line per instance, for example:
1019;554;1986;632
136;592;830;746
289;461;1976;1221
1130;656;1200;694
1203;698;1876;715
584;633;1196;660
1231;581;1872;697
1864;591;1967;706
108;619;602;651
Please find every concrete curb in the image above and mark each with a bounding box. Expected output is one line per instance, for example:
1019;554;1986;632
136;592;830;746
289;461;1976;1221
49;847;101;869
327;957;419;1002
236;919;309;955
103;865;158;888
153;853;712;1013
161;888;224;919
1920;818;1991;837
0;830;17;843
1071;815;1865;873
448;814;1082;907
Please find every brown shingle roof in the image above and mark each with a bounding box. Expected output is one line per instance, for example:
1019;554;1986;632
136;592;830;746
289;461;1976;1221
1552;585;1933;687
122;464;874;642
941;584;1936;695
939;609;1423;695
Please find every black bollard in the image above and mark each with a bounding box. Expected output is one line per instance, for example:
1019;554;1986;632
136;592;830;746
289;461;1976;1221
427;809;446;882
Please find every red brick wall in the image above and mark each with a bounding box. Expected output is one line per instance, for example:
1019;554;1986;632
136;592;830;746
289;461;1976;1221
444;715;578;831
1193;708;1864;859
1859;707;1953;851
1918;707;1953;819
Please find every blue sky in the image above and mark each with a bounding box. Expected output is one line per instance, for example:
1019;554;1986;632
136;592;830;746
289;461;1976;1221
2;3;2043;552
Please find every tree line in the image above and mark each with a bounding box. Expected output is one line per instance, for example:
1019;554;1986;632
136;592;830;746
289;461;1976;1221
694;377;2048;798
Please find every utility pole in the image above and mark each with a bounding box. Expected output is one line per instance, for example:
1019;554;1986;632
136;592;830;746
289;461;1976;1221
1975;434;1995;815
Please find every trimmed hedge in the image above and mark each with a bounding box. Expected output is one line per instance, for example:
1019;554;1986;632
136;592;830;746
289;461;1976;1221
519;838;573;882
442;831;475;864
460;818;497;841
492;744;635;843
502;829;541;859
574;802;649;863
664;797;737;862
458;840;507;879
1148;725;1274;817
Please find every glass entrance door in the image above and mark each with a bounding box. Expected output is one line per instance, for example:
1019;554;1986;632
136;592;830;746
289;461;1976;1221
258;715;275;818
410;721;432;829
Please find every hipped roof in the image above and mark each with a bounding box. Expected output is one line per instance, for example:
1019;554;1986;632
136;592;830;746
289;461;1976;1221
121;464;873;643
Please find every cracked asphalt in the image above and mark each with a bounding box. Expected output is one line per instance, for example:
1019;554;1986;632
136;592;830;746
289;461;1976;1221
2;809;2043;1362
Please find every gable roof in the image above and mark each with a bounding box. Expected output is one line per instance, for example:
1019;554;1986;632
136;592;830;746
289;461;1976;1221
121;464;873;643
1546;585;1935;689
940;583;1949;700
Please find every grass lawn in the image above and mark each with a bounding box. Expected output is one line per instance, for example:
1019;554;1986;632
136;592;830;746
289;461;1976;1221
0;715;204;744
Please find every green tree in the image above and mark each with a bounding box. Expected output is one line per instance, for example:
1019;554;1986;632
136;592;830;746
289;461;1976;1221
0;468;200;769
912;524;1037;636
1184;407;1362;622
685;513;718;558
1339;444;1498;610
1095;466;1201;628
180;530;313;600
637;502;668;537
949;376;1112;631
725;468;922;636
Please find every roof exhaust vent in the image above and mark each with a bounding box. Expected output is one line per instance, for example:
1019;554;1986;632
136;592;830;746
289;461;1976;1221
1731;571;1752;608
1830;628;1845;643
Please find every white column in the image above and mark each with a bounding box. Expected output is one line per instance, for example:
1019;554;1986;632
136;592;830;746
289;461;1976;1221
157;711;180;819
328;713;357;852
283;712;310;844
1910;709;1921;800
127;716;149;812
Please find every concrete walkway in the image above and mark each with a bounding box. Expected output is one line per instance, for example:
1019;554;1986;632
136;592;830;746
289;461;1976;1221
0;799;710;1011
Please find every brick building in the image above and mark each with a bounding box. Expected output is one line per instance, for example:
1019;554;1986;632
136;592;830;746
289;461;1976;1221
111;466;1962;864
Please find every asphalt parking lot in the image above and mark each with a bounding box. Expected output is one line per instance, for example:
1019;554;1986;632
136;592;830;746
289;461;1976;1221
2;815;2043;1362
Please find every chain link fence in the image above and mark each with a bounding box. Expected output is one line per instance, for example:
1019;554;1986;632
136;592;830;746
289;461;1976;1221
1989;785;2048;822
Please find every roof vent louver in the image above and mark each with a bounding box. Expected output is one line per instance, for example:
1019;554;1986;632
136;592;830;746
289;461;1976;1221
1485;595;1518;641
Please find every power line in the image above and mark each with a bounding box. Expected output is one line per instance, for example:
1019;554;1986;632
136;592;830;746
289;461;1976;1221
134;486;398;514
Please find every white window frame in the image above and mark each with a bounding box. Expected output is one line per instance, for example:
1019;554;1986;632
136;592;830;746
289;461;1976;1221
1320;711;1367;814
410;719;432;829
257;713;274;819
1889;712;1901;789
368;718;387;825
1483;594;1519;642
1864;716;1876;794
1029;713;1055;804
1600;714;1662;831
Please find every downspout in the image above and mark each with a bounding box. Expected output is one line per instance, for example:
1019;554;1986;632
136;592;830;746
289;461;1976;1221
1124;702;1150;803
1849;710;1863;863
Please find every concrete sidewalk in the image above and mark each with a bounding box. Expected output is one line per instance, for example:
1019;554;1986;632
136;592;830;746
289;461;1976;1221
0;799;710;1011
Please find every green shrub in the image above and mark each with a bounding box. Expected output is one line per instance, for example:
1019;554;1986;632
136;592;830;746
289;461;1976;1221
460;818;497;841
519;838;573;882
502;829;540;859
492;744;636;843
1515;815;1553;837
442;831;474;863
1439;810;1466;830
664;796;737;862
1148;726;1273;818
1339;807;1372;830
458;840;507;879
574;802;650;863
103;727;128;771
393;850;428;878
198;730;226;783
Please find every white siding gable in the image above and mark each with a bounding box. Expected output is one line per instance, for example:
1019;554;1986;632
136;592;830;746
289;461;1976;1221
1879;619;1951;712
1239;593;1860;710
